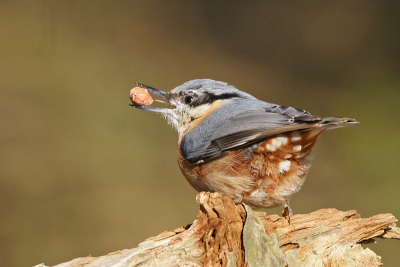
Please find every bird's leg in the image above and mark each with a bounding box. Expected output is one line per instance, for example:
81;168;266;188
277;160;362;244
282;202;293;224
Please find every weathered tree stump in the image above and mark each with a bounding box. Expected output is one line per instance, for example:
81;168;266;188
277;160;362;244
35;192;399;267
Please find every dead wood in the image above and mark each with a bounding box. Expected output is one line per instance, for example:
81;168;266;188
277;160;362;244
35;192;399;267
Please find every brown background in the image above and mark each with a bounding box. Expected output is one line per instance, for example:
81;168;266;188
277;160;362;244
1;1;399;266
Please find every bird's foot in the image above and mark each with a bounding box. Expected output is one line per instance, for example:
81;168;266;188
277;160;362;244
282;204;293;224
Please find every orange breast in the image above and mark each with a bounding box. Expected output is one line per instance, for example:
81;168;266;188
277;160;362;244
177;128;325;209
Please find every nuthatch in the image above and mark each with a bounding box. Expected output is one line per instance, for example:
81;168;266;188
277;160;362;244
132;79;359;215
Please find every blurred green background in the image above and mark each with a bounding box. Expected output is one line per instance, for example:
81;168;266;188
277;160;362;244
1;1;399;266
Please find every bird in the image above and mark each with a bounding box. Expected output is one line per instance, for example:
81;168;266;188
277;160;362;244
131;79;359;217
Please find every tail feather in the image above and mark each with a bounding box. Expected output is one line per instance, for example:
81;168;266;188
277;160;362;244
321;117;360;130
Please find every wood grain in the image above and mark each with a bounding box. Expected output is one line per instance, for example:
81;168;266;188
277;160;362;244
35;192;399;267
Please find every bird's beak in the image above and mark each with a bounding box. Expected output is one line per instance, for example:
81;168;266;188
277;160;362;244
130;83;172;114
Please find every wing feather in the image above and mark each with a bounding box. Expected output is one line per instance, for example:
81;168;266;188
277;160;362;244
179;98;358;164
201;110;322;161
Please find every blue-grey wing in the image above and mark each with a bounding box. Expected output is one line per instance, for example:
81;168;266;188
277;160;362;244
202;109;322;161
180;99;322;163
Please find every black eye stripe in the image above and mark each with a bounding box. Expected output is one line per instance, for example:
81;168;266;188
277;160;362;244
190;92;239;106
208;92;240;101
176;91;240;107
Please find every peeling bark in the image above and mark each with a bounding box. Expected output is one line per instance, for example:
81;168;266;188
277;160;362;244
35;192;399;267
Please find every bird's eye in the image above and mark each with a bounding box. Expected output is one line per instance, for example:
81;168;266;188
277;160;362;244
184;95;194;104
